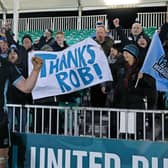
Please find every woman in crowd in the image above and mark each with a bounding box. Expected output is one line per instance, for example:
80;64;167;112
101;43;124;107
112;44;157;139
101;43;125;138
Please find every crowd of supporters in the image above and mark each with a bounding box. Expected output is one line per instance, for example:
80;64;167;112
0;17;168;137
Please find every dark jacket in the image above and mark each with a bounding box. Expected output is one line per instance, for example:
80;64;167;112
159;22;168;53
159;22;168;44
101;55;125;107
16;46;34;79
102;55;125;90
137;46;149;69
5;30;33;104
94;36;114;56
51;41;69;51
7;64;28;105
90;36;114;107
5;29;17;47
33;36;55;50
5;29;33;78
113;60;157;109
115;26;149;49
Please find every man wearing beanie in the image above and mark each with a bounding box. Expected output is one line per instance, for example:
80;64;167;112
21;34;33;51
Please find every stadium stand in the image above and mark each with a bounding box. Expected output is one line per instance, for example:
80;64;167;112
17;26;157;46
0;0;168;167
18;29;96;45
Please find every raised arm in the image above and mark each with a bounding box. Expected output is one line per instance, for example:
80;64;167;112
113;18;130;47
15;57;43;93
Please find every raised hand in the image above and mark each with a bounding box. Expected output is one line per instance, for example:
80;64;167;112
32;56;43;72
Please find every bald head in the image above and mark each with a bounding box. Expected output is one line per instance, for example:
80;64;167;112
131;23;142;36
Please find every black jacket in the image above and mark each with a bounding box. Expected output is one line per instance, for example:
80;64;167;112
137;46;149;69
159;22;168;44
5;30;33;104
94;36;114;56
113;60;157;109
34;36;55;50
51;41;69;51
7;64;28;105
115;26;149;49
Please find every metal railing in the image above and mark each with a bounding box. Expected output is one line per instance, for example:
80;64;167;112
7;104;168;142
137;12;167;28
111;28;130;41
0;12;167;32
0;15;107;32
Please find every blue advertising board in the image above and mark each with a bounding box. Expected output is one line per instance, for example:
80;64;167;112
11;133;168;168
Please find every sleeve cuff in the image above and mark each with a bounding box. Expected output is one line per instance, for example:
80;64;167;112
12;76;24;86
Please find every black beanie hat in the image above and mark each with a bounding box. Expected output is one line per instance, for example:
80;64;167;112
8;44;19;55
45;28;53;35
22;34;33;43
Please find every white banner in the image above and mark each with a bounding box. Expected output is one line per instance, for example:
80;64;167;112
29;38;113;99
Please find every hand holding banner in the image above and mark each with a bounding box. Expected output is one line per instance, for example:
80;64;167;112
29;38;113;99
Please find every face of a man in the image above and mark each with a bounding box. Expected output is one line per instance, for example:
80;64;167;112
8;51;18;63
0;40;4;48
23;38;32;50
0;41;8;53
131;23;142;36
56;34;64;46
96;26;106;43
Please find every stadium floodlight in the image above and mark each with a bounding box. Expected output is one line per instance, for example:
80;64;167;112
104;0;139;5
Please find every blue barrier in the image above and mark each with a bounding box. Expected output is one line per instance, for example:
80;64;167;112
11;133;168;168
